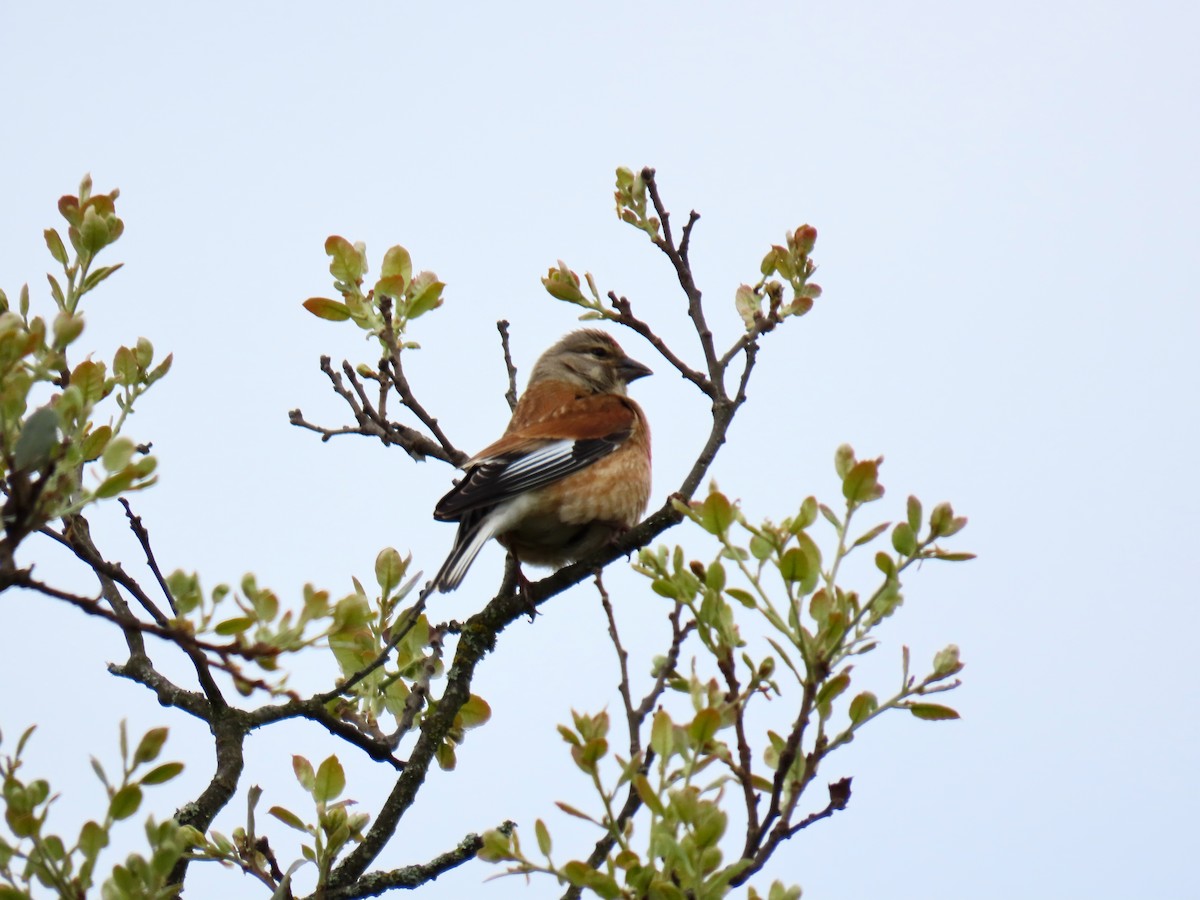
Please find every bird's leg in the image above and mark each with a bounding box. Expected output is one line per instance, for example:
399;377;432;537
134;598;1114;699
503;553;539;620
517;566;539;620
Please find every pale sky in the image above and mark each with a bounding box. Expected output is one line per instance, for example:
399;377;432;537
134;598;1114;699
2;3;1197;898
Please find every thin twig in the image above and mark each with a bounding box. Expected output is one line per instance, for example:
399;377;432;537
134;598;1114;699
717;651;761;849
119;498;178;615
606;291;712;395
379;329;465;464
595;573;637;739
2;571;278;662
496;320;519;412
641;167;720;388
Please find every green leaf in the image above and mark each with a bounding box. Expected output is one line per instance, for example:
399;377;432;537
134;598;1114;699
848;691;878;725
435;740;457;771
688;708;721;748
140;762;184;785
303;297;351;321
113;345;139;385
908;703;960;721
851;521;889;548
706;560;726;592
779;547;810;584
133;727;168;764
79;204;110;253
926;549;976;562
375;547;406;595
44;228;68;265
535;818;552;857
314;755;346;803
381;245;412;285
46;273;65;308
650;709;674;758
809;589;830;623
629;776;662;818
698;491;734;536
373;274;407;301
78;819;108;860
843;459;884;504
834;444;855;479
77;427;111;466
136;337;154;368
554;801;600;824
891;522;917;556
325;235;365;284
52;311;84;348
109;785;143;821
406;278;444;319
749;534;774;560
214;616;252;635
906;495;922;533
146;353;173;385
819;503;841;531
791;496;818;531
726;587;757;609
82;263;123;293
292;756;316;792
932;644;962;675
269;806;308;832
458;694;492;729
735;284;761;329
929;502;967;537
816;672;851;718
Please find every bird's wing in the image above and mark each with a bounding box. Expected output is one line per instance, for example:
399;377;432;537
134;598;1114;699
433;394;641;521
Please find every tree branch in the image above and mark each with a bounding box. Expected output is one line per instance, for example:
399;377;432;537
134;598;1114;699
496;320;519;413
319;823;514;899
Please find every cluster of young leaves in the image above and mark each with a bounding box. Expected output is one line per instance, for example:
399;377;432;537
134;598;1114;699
614;166;662;240
0;176;170;552
478;446;971;898
302;237;445;348
0;723;194;900
266;755;368;890
319;547;491;767
187;757;368;895
542;262;612;322
736;225;822;329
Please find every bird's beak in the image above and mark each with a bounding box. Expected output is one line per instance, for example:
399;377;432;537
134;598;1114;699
618;356;653;383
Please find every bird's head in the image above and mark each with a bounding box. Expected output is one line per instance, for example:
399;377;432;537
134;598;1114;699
529;329;652;395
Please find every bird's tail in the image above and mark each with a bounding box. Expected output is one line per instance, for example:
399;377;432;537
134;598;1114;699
433;509;500;592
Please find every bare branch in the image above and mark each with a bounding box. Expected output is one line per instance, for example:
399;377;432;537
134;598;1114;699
319;823;514;900
119;498;178;615
290;355;463;465
606;291;712;396
718;651;762;850
640;167;720;388
496;319;519;412
596;573;637;741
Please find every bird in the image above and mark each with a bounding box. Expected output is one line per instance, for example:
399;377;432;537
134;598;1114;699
432;329;652;592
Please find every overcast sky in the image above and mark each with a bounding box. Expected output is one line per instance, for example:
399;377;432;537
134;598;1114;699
2;2;1197;898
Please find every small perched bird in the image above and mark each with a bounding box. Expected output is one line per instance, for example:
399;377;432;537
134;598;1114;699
433;329;652;592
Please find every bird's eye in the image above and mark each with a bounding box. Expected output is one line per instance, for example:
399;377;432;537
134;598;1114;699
589;347;609;358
